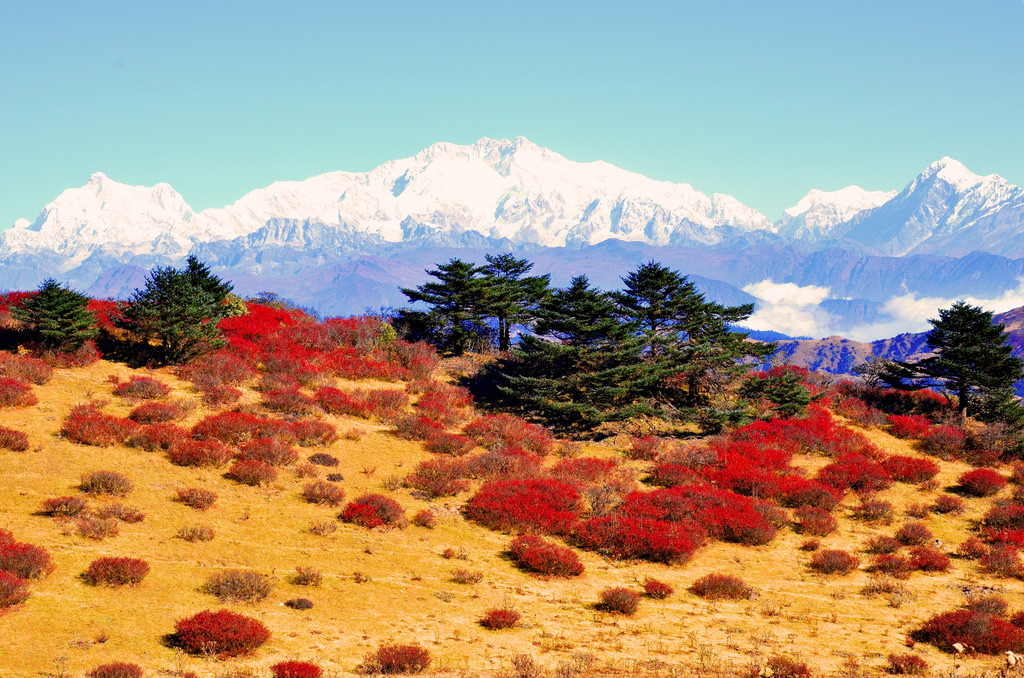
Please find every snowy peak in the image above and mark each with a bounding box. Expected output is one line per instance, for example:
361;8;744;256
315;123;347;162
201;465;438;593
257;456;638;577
919;156;985;190
776;186;897;239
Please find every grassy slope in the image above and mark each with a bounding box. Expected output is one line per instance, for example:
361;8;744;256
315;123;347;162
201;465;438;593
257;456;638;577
0;360;1015;677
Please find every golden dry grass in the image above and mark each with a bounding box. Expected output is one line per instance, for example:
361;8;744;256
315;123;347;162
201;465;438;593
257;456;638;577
0;360;1020;677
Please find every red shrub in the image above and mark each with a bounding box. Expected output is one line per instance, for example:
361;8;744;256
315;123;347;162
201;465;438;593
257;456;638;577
572;515;701;564
463;414;554;455
82;557;150;586
179;349;256;389
932;494;966;515
239;437;299;466
509;535;584;577
424;432;476;457
95;503;145;524
882;455;940;484
60;404;138;446
889;415;932;439
853;498;895;524
479;608;520;630
111;375;171;400
809;549;860;575
404;458;470;498
168;439;235;467
0;570;28;607
643;577;674;599
201;385;242;407
957;536;989;560
412;509;437;528
837;396;888;427
690;573;754;600
776;477;842;511
341;494;407;529
316;387;409;420
0;425;28;451
302;481;345;506
77;517;120;540
909;545;950;572
921;425;967;459
0;539;54;579
371;643;432;674
865;535;903;554
262;388;320;416
226;460;278;486
914;610;1024;653
127;422;190;452
869;553;912;578
0;377;37;407
794;506;837;536
128;401;186;424
550;456;617;485
597;587;640;615
80;470;133;496
86;663;143;678
895;521;933;546
627;435;664;461
40;495;89;518
959;468;1007;497
0;351;53;384
619;485;777;546
290;419;338;447
981;545;1024;577
886;654;928;676
391;415;445;441
465;447;543;480
465;478;579;535
175;487;217;511
415;387;473;425
817;453;892;493
271;661;323;678
174;609;271;658
984;502;1024;531
192;411;296;445
648;462;699;488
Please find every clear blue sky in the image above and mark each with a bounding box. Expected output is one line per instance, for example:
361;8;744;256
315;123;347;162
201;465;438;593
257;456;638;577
2;1;1023;230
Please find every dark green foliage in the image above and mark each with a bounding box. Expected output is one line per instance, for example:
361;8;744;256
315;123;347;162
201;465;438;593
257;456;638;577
117;256;233;365
398;259;491;355
895;301;1024;422
482;253;549;351
739;367;813;417
11;279;97;351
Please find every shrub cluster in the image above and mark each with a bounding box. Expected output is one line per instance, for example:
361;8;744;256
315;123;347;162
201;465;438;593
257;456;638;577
85;663;143;678
508;535;584;577
465;478;579;535
80;470;133;496
0;351;53;384
302;481;345;506
690;573;754;600
174;609;271;658
0;377;38;408
177;524;215;542
271;662;323;678
914;610;1024;653
128;422;190;452
958;468;1007;497
203;569;273;603
597;587;640;615
61;404;137;446
0;571;29;607
463;414;554;455
479;608;520;630
405;457;470;499
888;415;932;439
643;577;674;599
794;506;837;536
239;437;299;466
174;488;217;511
341;494;407;529
111;374;172;400
40;495;89;518
82;557;150;586
0;531;54;579
226;460;279;486
366;643;432;675
168;439;234;467
0;425;29;451
882;455;939;483
809;549;860;575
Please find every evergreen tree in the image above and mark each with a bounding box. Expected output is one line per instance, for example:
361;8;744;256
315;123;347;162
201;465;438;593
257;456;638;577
117;256;233;365
912;301;1024;420
481;253;550;351
491;276;656;432
11;279;98;351
611;261;705;358
399;259;490;356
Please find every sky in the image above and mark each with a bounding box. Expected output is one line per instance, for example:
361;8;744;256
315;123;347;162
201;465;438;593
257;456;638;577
2;0;1024;232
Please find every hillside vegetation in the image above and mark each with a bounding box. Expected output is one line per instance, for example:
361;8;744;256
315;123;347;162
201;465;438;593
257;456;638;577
3;296;1024;677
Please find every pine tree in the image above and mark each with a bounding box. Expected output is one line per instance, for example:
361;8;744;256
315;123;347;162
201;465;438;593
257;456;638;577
491;276;656;432
481;253;549;351
11;279;98;351
117;256;233;365
913;301;1024;420
611;261;706;358
399;259;490;355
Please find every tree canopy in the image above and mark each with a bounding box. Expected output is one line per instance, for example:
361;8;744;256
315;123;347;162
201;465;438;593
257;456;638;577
11;278;98;352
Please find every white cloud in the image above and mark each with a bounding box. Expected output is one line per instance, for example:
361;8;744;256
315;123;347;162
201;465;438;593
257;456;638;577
741;279;837;338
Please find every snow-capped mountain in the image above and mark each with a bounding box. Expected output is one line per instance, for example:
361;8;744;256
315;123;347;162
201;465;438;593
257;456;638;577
776;186;896;240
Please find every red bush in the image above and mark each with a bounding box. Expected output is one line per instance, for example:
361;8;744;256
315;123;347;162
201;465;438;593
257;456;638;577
174;609;271;658
895;521;933;546
290;419;338;447
809;549;860;575
957;536;989;560
981;545;1023;577
627;435;664;461
239;437;299;466
415;386;473;425
424;432;476;457
315;387;409;420
192;411;296;445
550;457;618;485
932;494;965;515
479;608;520;630
817;453;892;493
776;477;842;511
853;498;895;524
60;404;138;446
572;515;701;564
909;545;950;572
0;571;29;607
371;643;432;674
175;487;217;511
509;535;584;577
643;577;674;599
886;654;928;675
0;538;54;579
128;401;186;424
463;414;554;455
168;439;235;467
869;553;912;578
0;351;53;384
391;415;446;441
302;481;345;506
201;385;242;407
959;468;1007;497
0;424;28;451
464;447;543;480
271;661;323;678
690;573;754;600
888;415;932;439
465;478;579;535
80;470;133;496
984;501;1024;531
794;506;837;536
404;458;470;498
0;377;38;408
915;610;1024;653
882;455;940;484
111;375;171;400
597;587;640;615
127;422;190;452
86;663;143;678
341;494;407;529
179;349;256;389
40;495;89;518
647;462;699;488
921;425;967;459
262;388;320;416
82;557;150;586
226;460;278;486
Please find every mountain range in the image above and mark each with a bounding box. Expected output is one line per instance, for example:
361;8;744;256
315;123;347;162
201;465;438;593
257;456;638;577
3;138;1024;339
